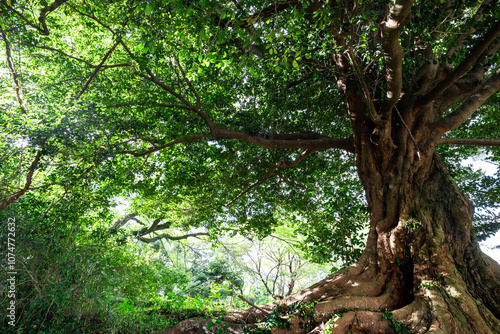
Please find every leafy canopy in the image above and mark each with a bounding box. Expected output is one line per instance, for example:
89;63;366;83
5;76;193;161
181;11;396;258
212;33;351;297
1;0;499;266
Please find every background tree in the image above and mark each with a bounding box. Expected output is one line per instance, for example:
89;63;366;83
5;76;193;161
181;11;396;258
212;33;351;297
1;0;500;333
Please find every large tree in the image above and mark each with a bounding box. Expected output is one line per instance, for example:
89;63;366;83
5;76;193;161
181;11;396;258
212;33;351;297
1;0;500;332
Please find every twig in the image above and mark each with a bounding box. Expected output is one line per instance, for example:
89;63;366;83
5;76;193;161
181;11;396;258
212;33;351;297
394;106;421;160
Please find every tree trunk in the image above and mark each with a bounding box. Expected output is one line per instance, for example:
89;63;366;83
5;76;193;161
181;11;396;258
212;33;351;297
167;108;500;333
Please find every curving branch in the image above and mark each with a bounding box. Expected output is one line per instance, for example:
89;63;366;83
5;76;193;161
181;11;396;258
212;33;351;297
432;69;500;135
66;0;354;155
3;0;68;35
439;39;500;110
437;138;500;148
110;213;140;230
420;20;500;105
131;63;355;153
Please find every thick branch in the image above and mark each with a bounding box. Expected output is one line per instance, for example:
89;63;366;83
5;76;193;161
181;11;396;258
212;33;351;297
38;0;69;35
380;0;413;116
132;219;172;237
112;214;206;244
432;70;500;134
437;138;500;148
0;151;42;212
440;40;500;109
421;20;500;104
3;0;68;35
346;45;379;125
110;213;138;229
238;295;271;316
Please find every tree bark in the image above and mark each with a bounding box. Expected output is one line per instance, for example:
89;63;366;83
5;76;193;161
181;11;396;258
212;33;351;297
166;102;500;333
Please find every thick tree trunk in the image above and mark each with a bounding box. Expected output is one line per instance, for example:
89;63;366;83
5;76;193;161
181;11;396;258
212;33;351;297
320;150;500;333
166;107;500;333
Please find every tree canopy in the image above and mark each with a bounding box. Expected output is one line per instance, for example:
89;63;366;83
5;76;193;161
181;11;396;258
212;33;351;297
1;0;500;333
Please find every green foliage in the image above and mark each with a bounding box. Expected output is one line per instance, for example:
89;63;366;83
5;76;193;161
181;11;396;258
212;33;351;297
206;316;230;334
1;0;499;331
0;195;187;333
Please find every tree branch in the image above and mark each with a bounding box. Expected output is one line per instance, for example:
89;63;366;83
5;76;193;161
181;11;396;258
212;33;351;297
437;138;500;148
132;219;172;237
112;214;205;244
27;44;130;69
439;40;500;110
432;69;500;134
211;126;355;152
420;20;500;105
38;0;69;35
3;0;68;35
137;68;198;111
0;150;42;212
76;41;120;100
173;54;201;109
110;213;139;230
237;295;271;315
443;0;493;59
138;232;208;243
